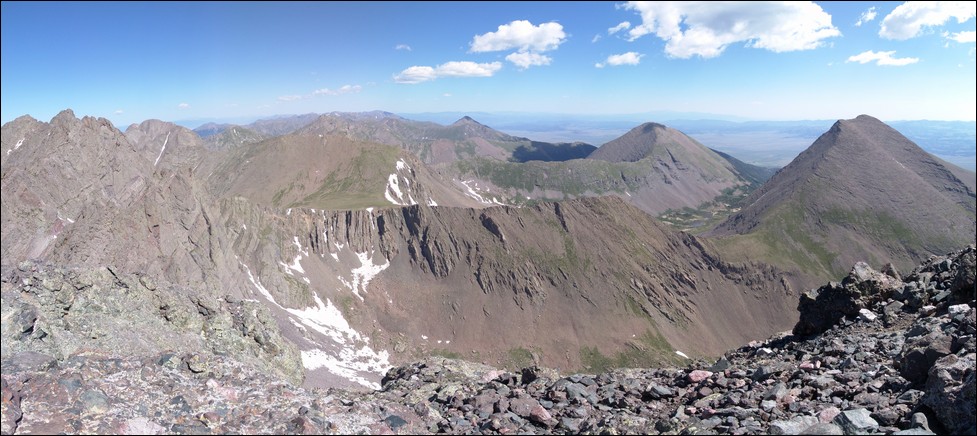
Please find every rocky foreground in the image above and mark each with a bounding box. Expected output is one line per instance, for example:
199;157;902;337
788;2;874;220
2;246;974;435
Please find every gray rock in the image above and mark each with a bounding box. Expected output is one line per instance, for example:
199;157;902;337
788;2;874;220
899;328;952;384
858;308;877;322
922;353;976;435
769;416;819;435
833;408;879;435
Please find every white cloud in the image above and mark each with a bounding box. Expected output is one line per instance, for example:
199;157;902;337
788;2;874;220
394;66;437;84
314;84;362;96
443;93;452;97
846;50;920;66
945;30;977;43
470;20;567;53
608;21;632;35
595;51;644;68
623;1;841;58
278;95;303;102
592;34;602;43
395;44;412;51
394;61;502;84
178;103;190;109
855;7;878;26
436;61;502;77
506;51;552;69
113;109;124;115
880;1;976;40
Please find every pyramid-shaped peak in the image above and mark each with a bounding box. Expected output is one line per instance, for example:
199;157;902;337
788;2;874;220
452;115;481;125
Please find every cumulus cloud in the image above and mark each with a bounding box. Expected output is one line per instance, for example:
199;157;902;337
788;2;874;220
178;103;190;109
394;61;502;84
855;7;878;27
608;21;632;35
945;30;977;43
595;51;644;68
313;84;362;95
880;1;976;40
622;1;841;58
506;51;552;69
395;44;412;51
846;50;920;66
470;20;566;52
470;20;566;69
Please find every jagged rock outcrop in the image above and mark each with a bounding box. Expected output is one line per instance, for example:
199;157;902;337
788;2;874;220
3;246;973;435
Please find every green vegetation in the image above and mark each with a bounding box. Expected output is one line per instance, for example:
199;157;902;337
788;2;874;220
296;146;400;210
712;199;840;279
505;347;536;369
429;349;462;359
821;207;919;245
579;329;677;373
657;184;756;233
453;157;647;197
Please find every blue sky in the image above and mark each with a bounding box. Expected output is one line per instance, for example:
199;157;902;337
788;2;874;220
2;1;975;126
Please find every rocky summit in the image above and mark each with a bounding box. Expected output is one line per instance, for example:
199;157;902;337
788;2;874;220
2;246;973;435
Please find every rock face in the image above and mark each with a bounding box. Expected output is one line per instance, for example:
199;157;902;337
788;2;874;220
710;115;976;279
3;247;973;435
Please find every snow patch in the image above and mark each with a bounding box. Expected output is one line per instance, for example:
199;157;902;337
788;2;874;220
675;351;689;359
153;132;170;167
385;161;419;206
287;294;391;389
421;335;429;340
9;138;25;154
366;207;374;214
338;251;390;301
427;198;438;206
239;261;278;305
461;180;505;205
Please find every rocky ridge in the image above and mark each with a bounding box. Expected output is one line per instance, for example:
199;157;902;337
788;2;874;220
2;246;972;435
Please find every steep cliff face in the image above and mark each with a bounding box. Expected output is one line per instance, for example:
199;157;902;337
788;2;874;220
214;196;801;388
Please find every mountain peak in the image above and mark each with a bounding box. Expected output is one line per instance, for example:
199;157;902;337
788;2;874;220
51;108;77;125
452;116;480;126
589;121;692;163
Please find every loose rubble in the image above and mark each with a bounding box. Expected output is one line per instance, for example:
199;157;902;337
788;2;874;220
2;246;974;435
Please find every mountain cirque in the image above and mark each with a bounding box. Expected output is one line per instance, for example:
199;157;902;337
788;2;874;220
2;246;972;435
2;109;975;435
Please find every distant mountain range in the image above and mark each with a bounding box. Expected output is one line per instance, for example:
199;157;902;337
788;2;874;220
2;108;973;395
